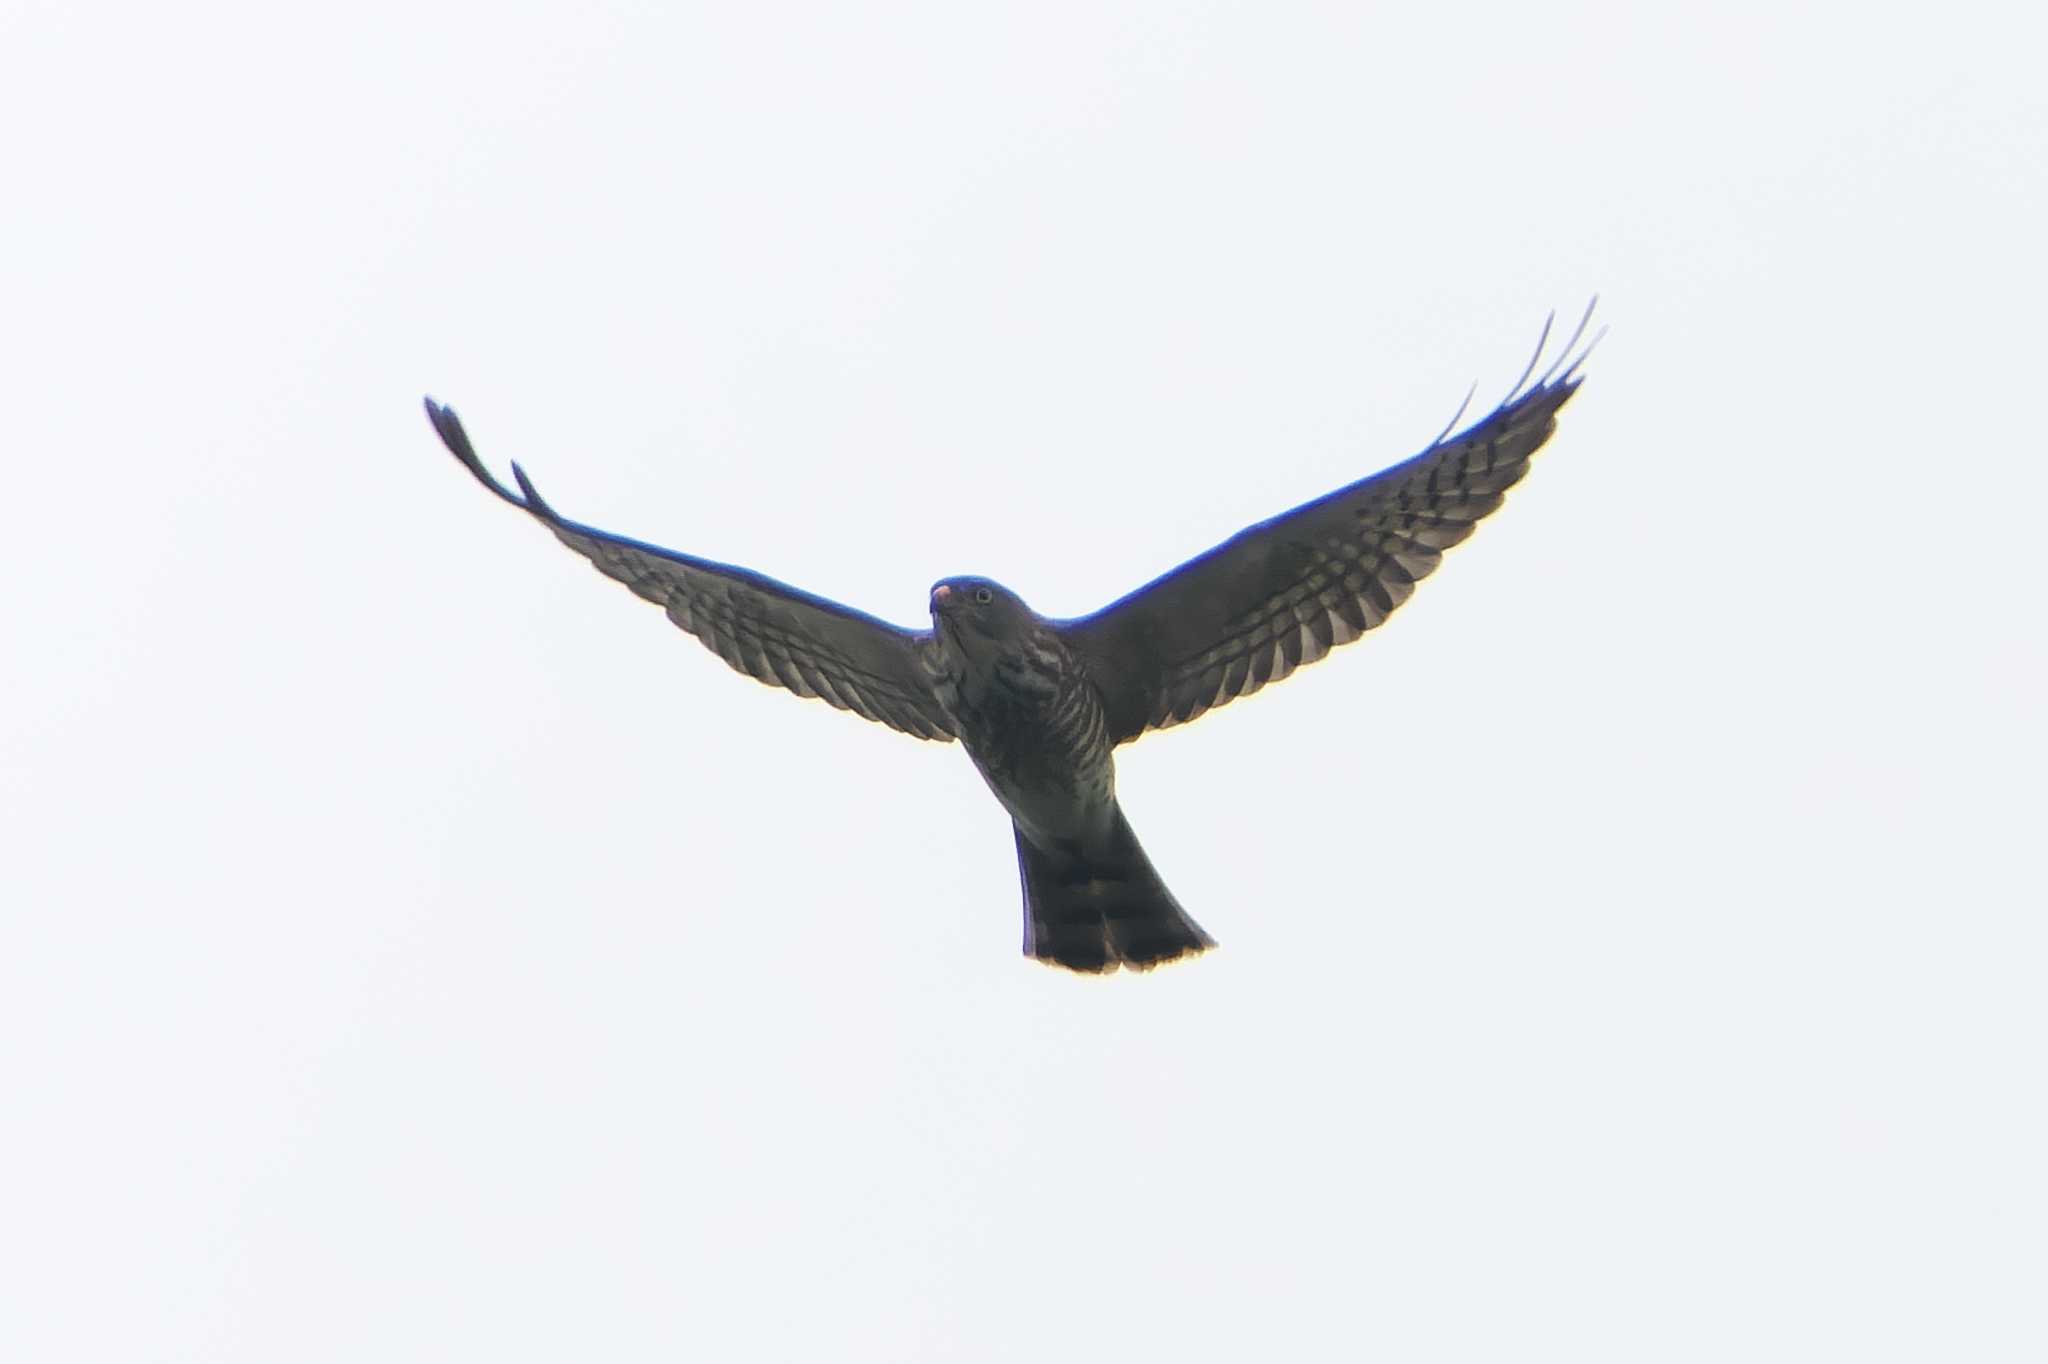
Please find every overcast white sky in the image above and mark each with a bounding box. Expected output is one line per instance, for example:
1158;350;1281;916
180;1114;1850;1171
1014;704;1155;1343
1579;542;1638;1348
4;2;2044;1360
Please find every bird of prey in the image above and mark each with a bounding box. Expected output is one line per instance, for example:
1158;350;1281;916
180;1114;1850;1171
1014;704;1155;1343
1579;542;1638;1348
425;306;1597;973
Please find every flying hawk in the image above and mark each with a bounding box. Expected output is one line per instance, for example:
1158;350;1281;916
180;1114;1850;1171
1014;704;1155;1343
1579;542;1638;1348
425;306;1597;972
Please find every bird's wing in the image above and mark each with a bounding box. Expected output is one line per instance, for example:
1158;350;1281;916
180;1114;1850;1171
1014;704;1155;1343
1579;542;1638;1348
425;401;958;742
1062;309;1598;745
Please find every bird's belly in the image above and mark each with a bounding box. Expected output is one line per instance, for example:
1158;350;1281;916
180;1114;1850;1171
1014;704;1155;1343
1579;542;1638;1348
962;718;1117;848
987;750;1116;847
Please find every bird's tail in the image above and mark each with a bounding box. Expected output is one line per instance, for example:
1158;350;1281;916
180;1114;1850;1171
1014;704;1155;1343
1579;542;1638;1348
1014;805;1215;973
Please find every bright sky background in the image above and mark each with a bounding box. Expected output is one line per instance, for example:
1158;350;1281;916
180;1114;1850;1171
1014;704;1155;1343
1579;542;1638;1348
5;2;2043;1360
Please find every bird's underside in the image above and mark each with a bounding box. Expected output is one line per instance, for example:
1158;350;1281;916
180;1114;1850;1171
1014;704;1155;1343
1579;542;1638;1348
425;304;1598;972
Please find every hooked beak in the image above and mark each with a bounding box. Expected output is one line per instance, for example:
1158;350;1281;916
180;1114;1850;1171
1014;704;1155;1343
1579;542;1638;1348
930;583;953;612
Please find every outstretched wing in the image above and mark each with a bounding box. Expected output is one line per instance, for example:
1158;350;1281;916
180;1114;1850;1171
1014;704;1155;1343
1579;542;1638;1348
1063;307;1598;745
425;401;957;742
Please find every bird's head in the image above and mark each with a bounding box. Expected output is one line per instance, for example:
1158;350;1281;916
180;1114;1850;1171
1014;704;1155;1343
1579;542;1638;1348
929;576;1034;648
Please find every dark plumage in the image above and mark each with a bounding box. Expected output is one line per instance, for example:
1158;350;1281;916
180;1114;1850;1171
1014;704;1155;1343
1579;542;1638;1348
425;307;1598;972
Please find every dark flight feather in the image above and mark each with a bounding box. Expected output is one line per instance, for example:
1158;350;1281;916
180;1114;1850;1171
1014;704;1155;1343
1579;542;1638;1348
424;400;957;742
1062;307;1598;743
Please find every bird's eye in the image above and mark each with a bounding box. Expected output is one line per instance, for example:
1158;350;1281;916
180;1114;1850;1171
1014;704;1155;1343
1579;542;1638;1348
974;586;993;604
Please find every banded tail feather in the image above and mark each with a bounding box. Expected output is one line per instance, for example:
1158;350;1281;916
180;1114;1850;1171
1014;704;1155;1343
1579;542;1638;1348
1013;805;1214;973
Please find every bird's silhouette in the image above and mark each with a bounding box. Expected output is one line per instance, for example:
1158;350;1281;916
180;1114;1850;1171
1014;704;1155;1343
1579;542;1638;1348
425;305;1598;972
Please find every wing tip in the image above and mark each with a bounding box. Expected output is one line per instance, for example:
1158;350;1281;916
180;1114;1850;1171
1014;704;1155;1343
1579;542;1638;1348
423;395;474;463
508;461;560;521
1482;297;1603;428
422;397;563;518
1424;299;1601;449
1538;297;1602;390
